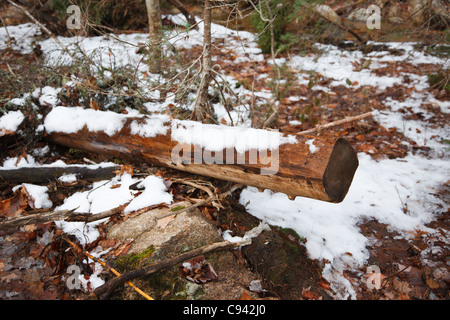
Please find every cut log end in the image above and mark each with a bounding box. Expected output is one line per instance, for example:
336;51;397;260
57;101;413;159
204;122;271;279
323;138;359;203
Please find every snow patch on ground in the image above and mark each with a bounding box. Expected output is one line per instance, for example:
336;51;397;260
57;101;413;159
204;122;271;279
0;23;41;53
240;150;449;299
287;42;449;91
12;183;53;209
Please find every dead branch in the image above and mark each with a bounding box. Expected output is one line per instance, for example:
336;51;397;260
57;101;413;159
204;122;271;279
0;206;123;232
63;236;153;300
193;0;214;122
157;183;243;221
92;239;252;299
296;112;373;135
260;105;279;129
6;0;79;61
0;165;119;185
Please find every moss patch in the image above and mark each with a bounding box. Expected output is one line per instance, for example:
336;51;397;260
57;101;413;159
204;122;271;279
113;246;156;272
276;226;306;243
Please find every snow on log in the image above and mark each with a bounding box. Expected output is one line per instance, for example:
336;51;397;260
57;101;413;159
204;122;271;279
43;107;359;203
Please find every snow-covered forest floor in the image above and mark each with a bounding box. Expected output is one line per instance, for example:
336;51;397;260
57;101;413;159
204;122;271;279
0;14;448;300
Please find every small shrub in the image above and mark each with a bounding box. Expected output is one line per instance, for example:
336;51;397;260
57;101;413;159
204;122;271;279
251;0;330;54
250;0;294;54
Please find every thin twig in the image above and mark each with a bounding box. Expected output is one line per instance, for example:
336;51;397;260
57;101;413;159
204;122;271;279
63;236;153;300
0;206;122;231
0;12;13;51
6;0;74;59
211;75;235;126
92;238;252;299
157;183;243;220
296;112;373;135
260;104;279;129
172;178;215;198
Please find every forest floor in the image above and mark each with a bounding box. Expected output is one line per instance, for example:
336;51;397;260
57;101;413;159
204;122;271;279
0;14;449;300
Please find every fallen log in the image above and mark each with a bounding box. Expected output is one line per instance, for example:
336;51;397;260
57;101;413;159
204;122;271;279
43;107;359;203
0;165;119;185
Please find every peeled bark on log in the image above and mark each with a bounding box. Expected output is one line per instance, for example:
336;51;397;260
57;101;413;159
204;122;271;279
43;107;358;203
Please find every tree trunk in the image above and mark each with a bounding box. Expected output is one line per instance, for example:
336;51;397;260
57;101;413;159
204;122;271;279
193;0;213;122
145;0;162;73
44;107;359;203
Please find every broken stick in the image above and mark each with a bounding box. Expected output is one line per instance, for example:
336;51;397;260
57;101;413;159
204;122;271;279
63;237;153;300
0;207;122;232
296;112;373;135
92;239;251;299
157;183;243;221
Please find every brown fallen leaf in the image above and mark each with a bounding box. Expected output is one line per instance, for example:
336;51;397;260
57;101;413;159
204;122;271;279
0;186;30;218
157;215;175;229
398;293;410;300
407;267;423;285
302;287;319;300
98;239;117;251
15;151;30;166
0;128;15;137
319;280;330;291
114;239;135;257
0;272;20;283
90;98;100;110
426;277;440;289
393;277;411;295
384;292;395;300
114;164;134;176
179;255;218;284
237;290;253;300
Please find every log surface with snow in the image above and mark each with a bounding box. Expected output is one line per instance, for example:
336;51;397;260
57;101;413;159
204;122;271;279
44;107;358;203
